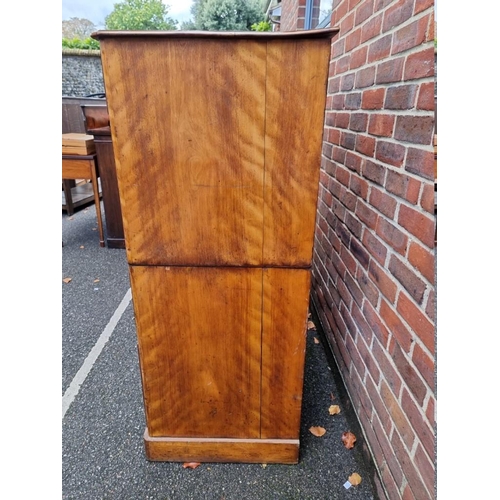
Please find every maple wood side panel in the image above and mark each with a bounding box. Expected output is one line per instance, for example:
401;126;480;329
260;269;311;439
129;266;262;438
144;432;300;464
263;39;331;266
100;38;266;266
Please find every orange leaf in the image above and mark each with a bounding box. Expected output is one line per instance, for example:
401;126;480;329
309;426;326;437
182;462;201;469
63;277;72;284
342;431;356;449
329;405;341;415
348;472;362;485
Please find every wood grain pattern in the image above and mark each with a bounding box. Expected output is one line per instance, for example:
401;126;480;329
144;431;299;464
97;31;338;462
129;266;262;438
62;158;92;179
263;39;331;266
260;269;311;439
101;39;266;266
81;104;109;131
100;36;332;268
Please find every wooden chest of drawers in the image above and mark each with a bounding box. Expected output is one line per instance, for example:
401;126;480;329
93;28;338;463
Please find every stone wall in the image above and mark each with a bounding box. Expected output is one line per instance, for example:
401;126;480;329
62;49;105;97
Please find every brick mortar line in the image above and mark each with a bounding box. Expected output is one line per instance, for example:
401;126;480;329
318;164;435;243
320;132;435;169
321;220;435;361
331;5;434;53
324;106;435;120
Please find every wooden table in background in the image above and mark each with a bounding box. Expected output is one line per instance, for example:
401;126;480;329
62;153;105;247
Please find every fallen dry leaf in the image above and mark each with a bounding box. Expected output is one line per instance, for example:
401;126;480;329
330;392;336;400
309;426;326;437
313;337;320;344
182;462;201;469
63;277;72;284
342;431;357;449
329;405;341;415
307;320;316;330
348;472;362;486
93;279;100;283
80;245;84;249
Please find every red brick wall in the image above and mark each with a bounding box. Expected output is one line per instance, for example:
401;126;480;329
280;1;436;499
279;0;307;31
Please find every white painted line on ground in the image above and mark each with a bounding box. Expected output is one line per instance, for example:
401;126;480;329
62;288;132;419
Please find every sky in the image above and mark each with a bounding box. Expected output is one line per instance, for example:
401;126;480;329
62;0;195;28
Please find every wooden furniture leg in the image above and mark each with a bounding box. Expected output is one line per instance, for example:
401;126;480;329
62;180;75;216
89;163;105;247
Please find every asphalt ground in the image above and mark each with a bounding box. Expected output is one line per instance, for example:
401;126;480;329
62;200;381;500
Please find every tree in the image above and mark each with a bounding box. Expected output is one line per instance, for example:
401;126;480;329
190;0;208;21
104;0;177;31
180;19;197;30
251;20;272;31
192;0;265;31
62;18;97;39
180;0;206;29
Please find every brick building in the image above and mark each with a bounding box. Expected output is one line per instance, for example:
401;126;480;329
274;0;436;498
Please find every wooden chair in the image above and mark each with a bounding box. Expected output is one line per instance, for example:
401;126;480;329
62;153;105;247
